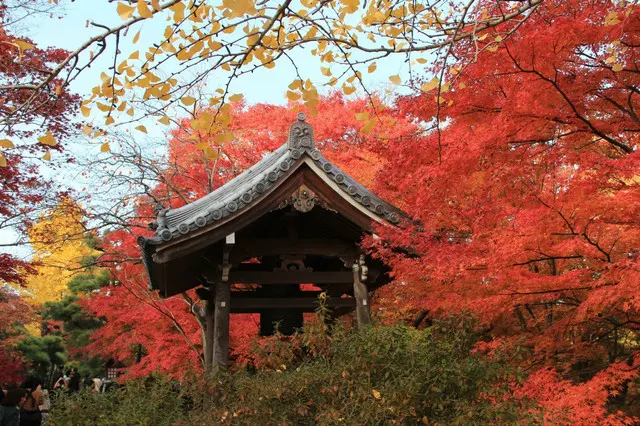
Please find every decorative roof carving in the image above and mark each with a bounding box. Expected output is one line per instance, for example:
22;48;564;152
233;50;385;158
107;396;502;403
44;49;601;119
277;185;334;213
142;114;404;245
287;112;315;151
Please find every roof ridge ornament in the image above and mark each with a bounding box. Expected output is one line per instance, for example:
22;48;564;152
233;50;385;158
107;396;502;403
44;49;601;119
287;112;315;151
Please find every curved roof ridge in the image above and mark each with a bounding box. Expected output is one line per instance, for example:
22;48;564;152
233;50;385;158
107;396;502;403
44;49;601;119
165;144;289;228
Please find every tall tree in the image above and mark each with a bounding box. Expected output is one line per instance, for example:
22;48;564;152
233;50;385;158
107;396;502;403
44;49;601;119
22;198;98;305
0;286;32;383
41;265;110;378
0;0;80;288
374;0;639;422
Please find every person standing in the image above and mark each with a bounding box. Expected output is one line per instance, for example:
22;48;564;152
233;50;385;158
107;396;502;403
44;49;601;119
1;388;26;426
19;378;43;426
67;370;80;394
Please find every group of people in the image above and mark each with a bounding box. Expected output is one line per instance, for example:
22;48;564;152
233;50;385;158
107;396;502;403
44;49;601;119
0;370;105;426
0;377;47;426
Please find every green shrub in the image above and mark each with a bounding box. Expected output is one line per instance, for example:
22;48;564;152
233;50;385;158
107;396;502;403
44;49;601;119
49;377;183;425
49;318;533;425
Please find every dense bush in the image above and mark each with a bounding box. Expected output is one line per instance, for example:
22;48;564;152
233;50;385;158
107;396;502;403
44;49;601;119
49;319;534;425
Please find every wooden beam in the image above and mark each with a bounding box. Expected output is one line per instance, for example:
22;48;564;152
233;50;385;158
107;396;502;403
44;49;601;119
212;282;230;371
232;290;326;299
228;271;353;284
231;239;356;263
231;297;356;311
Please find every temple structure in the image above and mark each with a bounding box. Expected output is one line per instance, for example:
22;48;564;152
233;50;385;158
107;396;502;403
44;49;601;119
139;113;404;369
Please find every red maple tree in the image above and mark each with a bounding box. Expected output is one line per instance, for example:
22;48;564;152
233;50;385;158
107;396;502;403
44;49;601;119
372;0;639;422
0;1;80;285
0;286;32;383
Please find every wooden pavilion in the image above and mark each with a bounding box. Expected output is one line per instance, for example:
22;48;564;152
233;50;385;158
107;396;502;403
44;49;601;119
139;113;404;369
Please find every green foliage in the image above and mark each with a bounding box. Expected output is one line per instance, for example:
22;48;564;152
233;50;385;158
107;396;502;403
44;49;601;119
41;270;110;377
49;320;534;425
84;234;100;250
65;270;110;295
49;376;183;426
17;335;66;377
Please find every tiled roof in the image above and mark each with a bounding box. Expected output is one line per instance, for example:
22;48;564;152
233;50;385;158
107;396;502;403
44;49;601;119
143;113;402;246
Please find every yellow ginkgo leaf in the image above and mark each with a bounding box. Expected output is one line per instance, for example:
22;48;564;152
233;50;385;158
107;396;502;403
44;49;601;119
612;63;624;72
389;74;401;85
0;139;15;149
135;125;147;133
105;116;115;125
229;94;243;102
100;143;111;153
133;30;141;44
214;132;234;144
14;40;35;52
159;115;170;125
288;80;302;90
459;82;467;89
368;62;377;73
137;0;153;18
421;77;440;92
372;389;381;400
0;153;6;167
81;105;91;117
181;96;196;106
204;147;219;159
341;0;360;13
151;0;161;11
117;2;135;19
42;150;51;161
38;131;57;147
321;67;331;76
82;126;93;136
286;91;301;101
343;85;356;95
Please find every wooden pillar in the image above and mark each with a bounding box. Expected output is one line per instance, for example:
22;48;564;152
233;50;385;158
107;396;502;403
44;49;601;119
204;292;215;373
212;233;234;371
352;255;371;327
212;281;231;370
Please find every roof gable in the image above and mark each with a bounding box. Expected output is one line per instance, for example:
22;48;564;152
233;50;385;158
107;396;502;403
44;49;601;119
145;113;402;248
